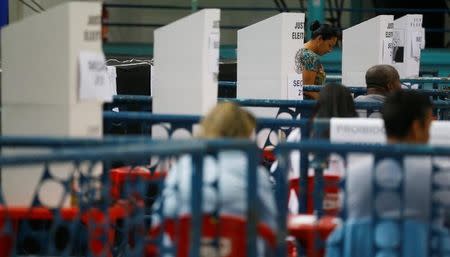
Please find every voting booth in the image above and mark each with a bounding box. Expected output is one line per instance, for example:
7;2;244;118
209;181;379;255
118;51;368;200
153;9;220;116
1;2;109;207
342;15;394;87
237;13;305;117
392;14;425;79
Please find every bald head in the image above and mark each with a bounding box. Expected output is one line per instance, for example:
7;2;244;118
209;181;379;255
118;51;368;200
365;65;401;94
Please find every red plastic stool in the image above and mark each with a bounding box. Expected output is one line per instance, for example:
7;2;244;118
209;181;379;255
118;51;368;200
288;175;340;216
288;215;338;257
0;205;127;257
110;166;167;200
147;215;276;257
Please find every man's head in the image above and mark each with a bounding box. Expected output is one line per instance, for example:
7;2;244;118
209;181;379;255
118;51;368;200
365;65;401;94
382;90;433;144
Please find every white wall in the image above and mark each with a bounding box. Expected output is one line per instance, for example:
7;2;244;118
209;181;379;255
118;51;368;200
105;0;308;45
6;0;368;46
9;0;101;22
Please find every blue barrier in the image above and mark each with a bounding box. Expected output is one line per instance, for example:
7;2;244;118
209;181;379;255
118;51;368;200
107;96;450;126
276;140;450;256
0;136;152;148
326;75;450;85
218;82;450;98
223;98;450;120
103;111;310;149
0;138;273;257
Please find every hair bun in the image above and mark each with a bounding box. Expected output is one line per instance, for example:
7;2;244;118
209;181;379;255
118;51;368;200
309;20;321;32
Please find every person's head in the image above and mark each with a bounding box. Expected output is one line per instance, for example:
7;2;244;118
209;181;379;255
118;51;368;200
315;83;358;118
198;102;256;139
308;20;339;56
365;65;401;94
382;90;433;144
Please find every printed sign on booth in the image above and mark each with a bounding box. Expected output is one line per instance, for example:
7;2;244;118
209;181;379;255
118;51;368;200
79;51;113;102
330;118;386;143
287;73;303;100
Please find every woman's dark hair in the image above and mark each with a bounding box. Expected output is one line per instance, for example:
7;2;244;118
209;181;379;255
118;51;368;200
314;83;358;118
310;20;340;40
309;83;357;139
382;90;432;139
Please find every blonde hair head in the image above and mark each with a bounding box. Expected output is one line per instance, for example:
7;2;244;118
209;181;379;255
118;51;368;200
199;102;256;139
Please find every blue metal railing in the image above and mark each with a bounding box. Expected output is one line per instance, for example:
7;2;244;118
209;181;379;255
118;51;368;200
219;82;450;98
276;140;450;256
0;138;269;257
106;96;450;125
103;111;310;150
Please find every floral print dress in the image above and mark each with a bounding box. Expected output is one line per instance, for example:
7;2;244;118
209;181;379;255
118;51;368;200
295;48;326;85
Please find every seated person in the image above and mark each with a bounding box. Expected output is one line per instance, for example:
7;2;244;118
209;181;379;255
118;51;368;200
355;65;401;118
153;102;277;255
271;83;357;214
272;83;357;178
327;90;449;257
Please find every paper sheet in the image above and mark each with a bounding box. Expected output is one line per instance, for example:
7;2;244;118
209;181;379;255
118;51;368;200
382;38;394;64
79;51;113;102
411;29;425;58
287;73;303;100
150;64;155;96
393;29;405;48
106;66;117;96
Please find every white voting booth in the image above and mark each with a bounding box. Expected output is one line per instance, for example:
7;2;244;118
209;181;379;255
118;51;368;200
151;9;220;140
237;13;305;118
392;14;425;79
1;2;109;207
342;15;394;86
153;9;220;116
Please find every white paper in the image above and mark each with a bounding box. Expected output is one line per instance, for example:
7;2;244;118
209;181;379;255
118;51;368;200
150;64;155;96
106;66;117;96
411;31;420;58
382;38;394;64
208;33;220;74
411;29;425;59
287;73;303;100
393;29;405;48
419;28;425;49
79;51;113;102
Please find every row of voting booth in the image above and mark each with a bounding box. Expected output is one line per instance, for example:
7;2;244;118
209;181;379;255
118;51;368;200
0;0;445;210
343;14;425;85
152;10;427;118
